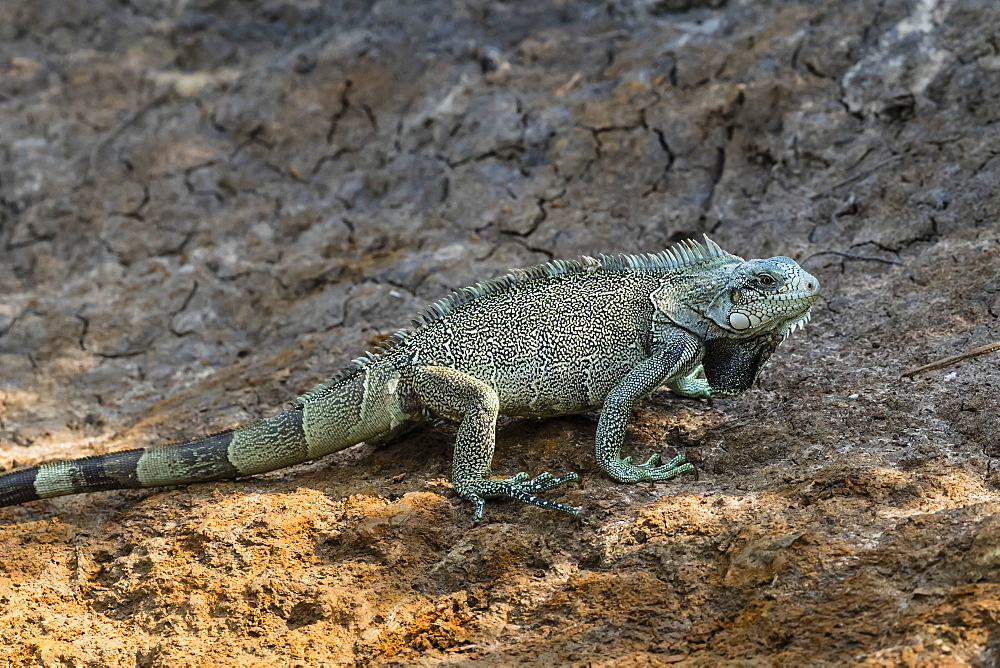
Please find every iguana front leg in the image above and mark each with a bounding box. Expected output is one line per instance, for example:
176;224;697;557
597;330;702;483
410;366;579;521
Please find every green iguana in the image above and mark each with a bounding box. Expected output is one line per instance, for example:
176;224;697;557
0;236;819;520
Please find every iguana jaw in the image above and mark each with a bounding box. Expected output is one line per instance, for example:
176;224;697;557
774;277;820;342
778;305;815;342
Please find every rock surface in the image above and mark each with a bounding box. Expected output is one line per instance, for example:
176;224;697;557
2;0;1000;664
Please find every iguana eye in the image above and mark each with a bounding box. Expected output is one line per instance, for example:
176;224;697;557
758;274;775;286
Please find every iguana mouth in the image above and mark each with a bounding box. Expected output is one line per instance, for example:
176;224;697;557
779;307;814;342
779;287;819;300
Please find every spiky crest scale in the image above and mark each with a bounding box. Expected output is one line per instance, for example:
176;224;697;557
293;236;739;406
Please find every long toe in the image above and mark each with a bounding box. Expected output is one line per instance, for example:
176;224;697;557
506;486;579;517
639;453;662;468
647;461;696;481
522;471;578;493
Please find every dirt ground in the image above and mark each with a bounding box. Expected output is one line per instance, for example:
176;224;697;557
2;0;1000;665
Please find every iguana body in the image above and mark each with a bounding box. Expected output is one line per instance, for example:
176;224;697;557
0;237;819;520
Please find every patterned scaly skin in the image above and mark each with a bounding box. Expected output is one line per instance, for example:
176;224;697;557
0;237;819;521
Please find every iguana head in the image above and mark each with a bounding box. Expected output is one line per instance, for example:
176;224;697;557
648;239;820;395
696;255;819;395
705;256;819;341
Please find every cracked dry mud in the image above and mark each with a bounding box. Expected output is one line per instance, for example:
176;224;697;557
2;0;1000;665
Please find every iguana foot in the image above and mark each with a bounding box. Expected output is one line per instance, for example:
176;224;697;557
669;377;712;399
458;471;581;522
606;452;695;483
666;366;713;399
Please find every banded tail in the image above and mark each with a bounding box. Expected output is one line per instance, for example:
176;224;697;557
0;356;408;509
0;409;313;508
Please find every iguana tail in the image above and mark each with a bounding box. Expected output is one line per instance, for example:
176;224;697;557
0;352;414;509
0;408;318;508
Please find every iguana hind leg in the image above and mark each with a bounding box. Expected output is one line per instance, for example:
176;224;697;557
410;365;579;521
